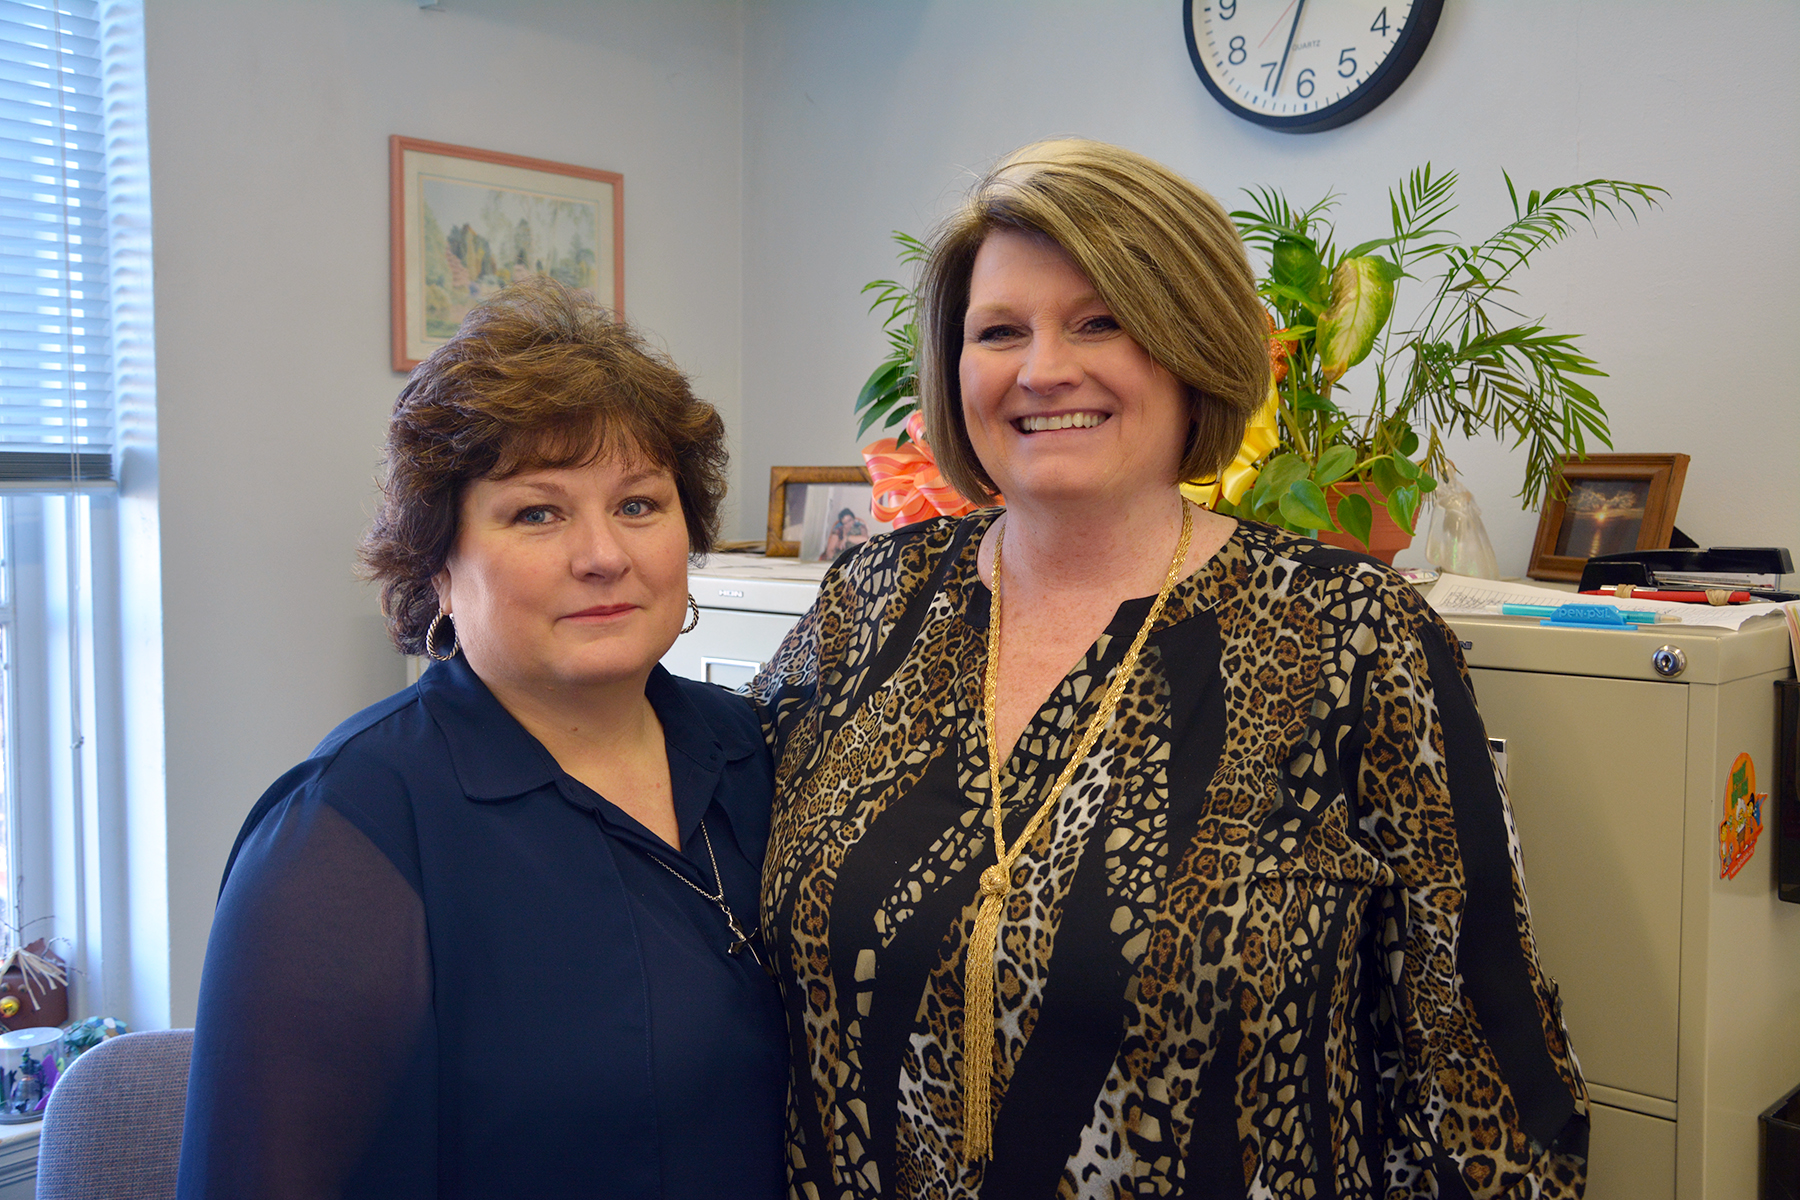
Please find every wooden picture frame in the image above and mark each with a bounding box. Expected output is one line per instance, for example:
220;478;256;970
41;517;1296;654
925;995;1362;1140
766;466;875;558
1526;453;1690;582
390;136;624;372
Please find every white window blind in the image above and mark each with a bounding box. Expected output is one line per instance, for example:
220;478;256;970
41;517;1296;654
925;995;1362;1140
0;0;148;1022
0;0;112;485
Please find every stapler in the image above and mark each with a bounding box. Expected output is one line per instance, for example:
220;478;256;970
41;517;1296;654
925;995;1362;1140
1578;546;1797;602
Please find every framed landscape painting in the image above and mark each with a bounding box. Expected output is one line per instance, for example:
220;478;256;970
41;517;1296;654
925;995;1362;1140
390;136;623;371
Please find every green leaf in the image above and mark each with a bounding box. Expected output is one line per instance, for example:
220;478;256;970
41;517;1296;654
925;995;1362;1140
1369;456;1404;496
1385;421;1421;457
855;359;908;412
856;391;917;436
1251;453;1311;510
1271;236;1325;294
1391;454;1420;481
891;229;929;264
1316;256;1397;381
1416;472;1439;494
1343;235;1401;259
1262;282;1326;316
854;393;901;434
1387;484;1422;535
1334;490;1374;548
1279;480;1336;530
1314;444;1357;486
1294;389;1339;414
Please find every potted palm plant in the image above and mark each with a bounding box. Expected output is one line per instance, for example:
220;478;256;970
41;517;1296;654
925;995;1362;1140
1223;167;1663;556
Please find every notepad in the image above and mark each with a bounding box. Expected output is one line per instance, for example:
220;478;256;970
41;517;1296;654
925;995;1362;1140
1426;573;1787;632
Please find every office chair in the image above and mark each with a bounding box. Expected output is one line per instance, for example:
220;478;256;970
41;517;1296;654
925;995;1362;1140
35;1029;193;1200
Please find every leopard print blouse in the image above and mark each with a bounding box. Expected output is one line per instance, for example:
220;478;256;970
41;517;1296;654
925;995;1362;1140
749;511;1587;1200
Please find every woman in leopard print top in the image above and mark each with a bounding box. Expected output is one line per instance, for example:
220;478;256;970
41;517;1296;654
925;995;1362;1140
749;140;1586;1200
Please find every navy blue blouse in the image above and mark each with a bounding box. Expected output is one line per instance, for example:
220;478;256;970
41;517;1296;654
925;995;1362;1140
176;655;787;1199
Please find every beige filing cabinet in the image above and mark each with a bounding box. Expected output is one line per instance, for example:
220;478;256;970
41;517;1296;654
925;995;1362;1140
1446;611;1798;1200
662;554;825;688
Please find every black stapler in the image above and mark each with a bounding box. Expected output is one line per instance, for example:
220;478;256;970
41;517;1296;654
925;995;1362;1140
1578;546;1797;600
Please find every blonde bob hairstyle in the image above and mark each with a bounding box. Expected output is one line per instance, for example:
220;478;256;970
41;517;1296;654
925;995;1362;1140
917;138;1270;504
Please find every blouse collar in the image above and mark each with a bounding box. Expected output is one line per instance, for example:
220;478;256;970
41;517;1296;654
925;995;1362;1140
416;652;759;823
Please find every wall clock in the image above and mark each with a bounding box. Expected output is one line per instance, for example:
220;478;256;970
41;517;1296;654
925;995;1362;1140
1184;0;1443;133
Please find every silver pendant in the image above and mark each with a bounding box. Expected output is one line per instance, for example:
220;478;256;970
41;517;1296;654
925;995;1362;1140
723;908;762;968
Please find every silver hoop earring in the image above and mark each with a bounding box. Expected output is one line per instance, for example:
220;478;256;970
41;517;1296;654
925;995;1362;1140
425;611;459;661
681;595;701;635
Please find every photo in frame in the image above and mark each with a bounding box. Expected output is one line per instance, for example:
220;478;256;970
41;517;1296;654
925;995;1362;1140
390;136;623;372
1526;453;1690;582
765;467;891;560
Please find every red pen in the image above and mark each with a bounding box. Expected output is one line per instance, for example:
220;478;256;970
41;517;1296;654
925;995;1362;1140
1581;586;1752;605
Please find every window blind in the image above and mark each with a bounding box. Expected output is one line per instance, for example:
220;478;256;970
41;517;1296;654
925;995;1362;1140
0;0;112;484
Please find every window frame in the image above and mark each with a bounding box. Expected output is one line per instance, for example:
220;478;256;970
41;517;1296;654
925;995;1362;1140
0;0;158;1027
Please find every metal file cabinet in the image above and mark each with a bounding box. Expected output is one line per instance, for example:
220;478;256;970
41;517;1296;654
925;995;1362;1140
663;554;826;688
1448;612;1798;1200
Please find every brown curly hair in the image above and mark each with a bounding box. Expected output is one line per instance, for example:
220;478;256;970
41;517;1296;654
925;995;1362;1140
360;276;728;655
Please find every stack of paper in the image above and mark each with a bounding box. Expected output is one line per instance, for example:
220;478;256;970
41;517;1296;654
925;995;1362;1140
1426;573;1788;633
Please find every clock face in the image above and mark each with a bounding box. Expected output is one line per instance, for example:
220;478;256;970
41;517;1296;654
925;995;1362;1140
1184;0;1443;133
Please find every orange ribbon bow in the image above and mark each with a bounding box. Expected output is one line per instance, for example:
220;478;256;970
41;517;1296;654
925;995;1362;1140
862;413;991;527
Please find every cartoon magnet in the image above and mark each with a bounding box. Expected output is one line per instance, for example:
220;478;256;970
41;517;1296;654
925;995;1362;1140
1719;752;1767;880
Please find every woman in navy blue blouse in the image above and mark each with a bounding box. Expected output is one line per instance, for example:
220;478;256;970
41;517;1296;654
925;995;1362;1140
176;277;787;1199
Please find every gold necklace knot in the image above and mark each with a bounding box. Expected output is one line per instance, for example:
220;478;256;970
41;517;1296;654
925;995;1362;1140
978;863;1011;898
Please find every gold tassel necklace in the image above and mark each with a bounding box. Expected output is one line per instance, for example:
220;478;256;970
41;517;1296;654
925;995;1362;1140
962;496;1194;1160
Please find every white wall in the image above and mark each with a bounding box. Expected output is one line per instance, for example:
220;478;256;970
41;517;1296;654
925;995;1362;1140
138;0;1800;1026
143;0;744;1026
737;0;1800;570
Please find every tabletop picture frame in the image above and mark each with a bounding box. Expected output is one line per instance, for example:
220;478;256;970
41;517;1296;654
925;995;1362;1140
390;136;624;372
766;466;886;560
1526;452;1691;582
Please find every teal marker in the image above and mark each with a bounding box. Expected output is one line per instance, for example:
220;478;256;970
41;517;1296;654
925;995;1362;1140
1499;602;1663;626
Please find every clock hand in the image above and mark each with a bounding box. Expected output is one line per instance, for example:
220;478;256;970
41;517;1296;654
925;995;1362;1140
1257;0;1299;47
1273;0;1308;94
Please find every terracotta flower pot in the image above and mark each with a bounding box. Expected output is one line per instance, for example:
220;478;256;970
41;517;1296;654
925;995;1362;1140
1316;482;1415;564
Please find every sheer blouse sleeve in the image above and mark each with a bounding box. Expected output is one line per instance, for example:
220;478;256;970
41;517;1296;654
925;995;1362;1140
1345;579;1588;1199
177;773;436;1200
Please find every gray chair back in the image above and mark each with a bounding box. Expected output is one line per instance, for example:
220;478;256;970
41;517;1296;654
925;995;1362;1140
36;1029;194;1200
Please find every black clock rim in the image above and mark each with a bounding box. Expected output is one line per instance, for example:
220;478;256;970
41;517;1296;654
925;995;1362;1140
1183;0;1444;134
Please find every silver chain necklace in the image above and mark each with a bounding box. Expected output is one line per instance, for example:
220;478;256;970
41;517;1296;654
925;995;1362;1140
648;819;763;968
